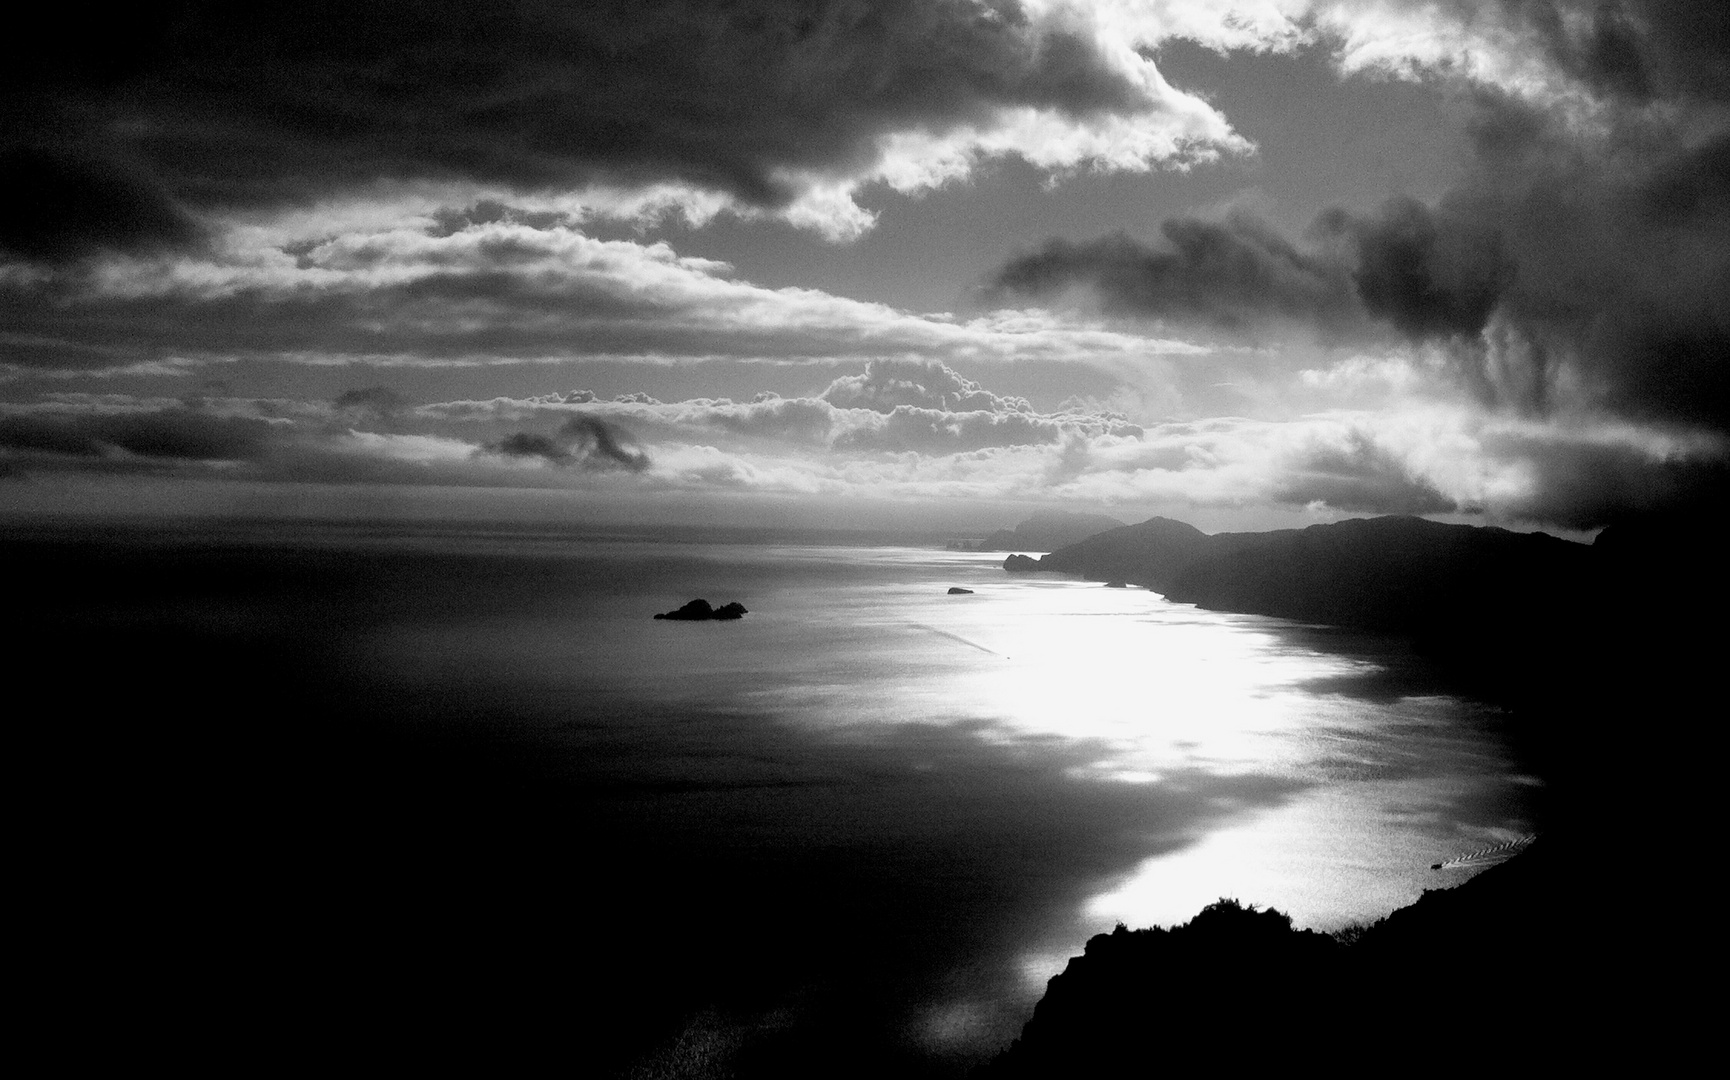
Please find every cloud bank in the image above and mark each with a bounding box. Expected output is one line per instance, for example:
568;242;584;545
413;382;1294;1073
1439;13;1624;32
991;0;1730;523
3;1;1724;531
3;0;1256;252
8;358;1710;528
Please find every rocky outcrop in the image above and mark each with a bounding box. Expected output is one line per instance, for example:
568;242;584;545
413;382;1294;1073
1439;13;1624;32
1002;554;1040;572
653;599;748;621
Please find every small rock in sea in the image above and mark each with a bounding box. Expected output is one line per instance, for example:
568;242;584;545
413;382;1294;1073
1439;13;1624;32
654;598;748;621
947;587;974;595
1104;581;1128;588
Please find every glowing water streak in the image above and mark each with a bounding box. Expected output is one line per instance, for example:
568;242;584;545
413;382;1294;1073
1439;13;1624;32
1430;834;1537;870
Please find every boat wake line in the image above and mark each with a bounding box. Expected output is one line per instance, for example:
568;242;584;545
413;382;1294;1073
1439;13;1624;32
906;622;1004;658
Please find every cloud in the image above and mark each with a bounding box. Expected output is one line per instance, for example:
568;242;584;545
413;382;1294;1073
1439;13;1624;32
1273;429;1459;514
0;217;1208;374
439;359;1144;456
563;416;652;472
0;407;278;463
333;386;409;422
486;431;572;465
483;415;651;472
1311;1;1730;115
4;361;1716;526
1313;197;1509;343
993;196;1515;348
820;357;1034;413
991;3;1730;526
15;1;1720;260
4;0;1257;251
993;213;1358;333
0;149;206;263
1480;425;1730;528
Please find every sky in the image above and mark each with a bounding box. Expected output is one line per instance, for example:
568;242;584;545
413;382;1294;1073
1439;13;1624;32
2;0;1726;533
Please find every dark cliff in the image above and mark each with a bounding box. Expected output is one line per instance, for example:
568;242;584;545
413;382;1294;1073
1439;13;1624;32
1027;514;1591;635
1164;515;1591;632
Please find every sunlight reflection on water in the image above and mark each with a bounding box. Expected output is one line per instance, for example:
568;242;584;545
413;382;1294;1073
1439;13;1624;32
676;546;1538;982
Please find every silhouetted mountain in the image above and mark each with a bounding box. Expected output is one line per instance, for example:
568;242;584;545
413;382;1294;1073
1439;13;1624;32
654;598;748;620
979;511;1126;552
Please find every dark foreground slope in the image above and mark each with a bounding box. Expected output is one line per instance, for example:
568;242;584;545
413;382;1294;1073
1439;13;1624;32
977;838;1686;1075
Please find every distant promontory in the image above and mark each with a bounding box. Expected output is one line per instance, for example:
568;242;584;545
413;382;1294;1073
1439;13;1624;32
653;599;747;621
972;510;1126;553
1001;514;1589;634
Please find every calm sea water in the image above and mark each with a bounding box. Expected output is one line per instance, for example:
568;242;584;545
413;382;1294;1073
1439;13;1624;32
16;520;1541;1072
337;529;1540;1062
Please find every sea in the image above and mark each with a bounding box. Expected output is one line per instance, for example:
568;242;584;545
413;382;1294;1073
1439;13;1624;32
13;518;1545;1074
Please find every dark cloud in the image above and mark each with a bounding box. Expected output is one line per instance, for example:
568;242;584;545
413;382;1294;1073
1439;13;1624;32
1491;0;1730;105
1631;0;1730;102
995;5;1730;489
0;267;681;371
3;0;1160;259
994;197;1509;345
487;430;572;465
1516;0;1655;101
1313;197;1509;342
1274;431;1458;515
1484;431;1730;529
0;148;205;262
0;408;276;462
993;214;1357;333
1443;100;1730;427
333;386;408;421
562;415;651;471
484;415;650;471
